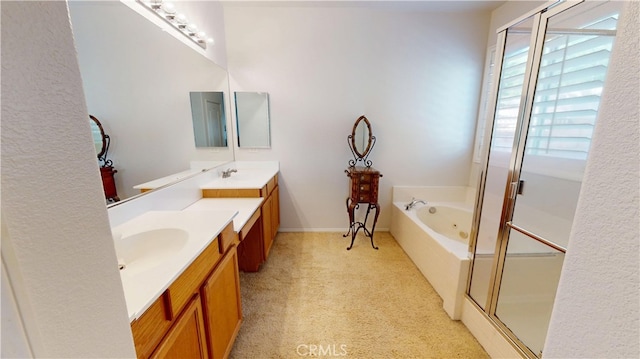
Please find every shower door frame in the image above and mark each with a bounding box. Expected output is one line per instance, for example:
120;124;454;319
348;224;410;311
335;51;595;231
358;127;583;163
466;1;584;358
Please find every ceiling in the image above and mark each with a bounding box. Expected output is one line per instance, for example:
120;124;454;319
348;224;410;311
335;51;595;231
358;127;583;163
221;0;508;12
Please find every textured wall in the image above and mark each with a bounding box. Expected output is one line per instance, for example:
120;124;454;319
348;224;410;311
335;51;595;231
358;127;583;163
544;1;640;357
1;1;136;357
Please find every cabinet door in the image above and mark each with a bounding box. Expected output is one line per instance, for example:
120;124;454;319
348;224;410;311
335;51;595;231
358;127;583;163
131;293;173;359
262;194;274;259
150;295;208;359
271;185;280;238
202;246;242;359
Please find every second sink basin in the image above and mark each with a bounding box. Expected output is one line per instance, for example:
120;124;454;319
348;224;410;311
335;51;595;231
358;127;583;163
115;228;188;275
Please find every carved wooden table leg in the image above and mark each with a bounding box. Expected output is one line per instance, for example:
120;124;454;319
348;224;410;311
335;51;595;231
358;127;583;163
369;203;380;250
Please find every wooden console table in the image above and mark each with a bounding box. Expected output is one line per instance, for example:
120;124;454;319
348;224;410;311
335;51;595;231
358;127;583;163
343;166;382;250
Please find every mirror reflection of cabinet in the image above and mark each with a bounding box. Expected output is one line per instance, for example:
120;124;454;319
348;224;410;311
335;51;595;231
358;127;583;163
234;92;270;148
190;92;227;148
90;115;119;202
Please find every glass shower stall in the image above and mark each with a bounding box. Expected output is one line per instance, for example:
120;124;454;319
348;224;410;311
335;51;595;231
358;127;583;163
467;1;622;357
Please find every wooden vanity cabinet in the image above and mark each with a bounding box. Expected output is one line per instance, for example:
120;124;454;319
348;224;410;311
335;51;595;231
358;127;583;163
260;183;280;257
236;208;264;272
202;246;242;359
258;175;280;261
131;222;242;359
261;193;274;259
268;185;280;251
150;295;208;359
130;291;176;358
203;174;280;271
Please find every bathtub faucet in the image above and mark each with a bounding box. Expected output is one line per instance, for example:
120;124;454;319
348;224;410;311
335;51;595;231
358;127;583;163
405;197;427;210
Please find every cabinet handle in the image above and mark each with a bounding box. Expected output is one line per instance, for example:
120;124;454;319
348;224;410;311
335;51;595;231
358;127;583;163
360;186;364;190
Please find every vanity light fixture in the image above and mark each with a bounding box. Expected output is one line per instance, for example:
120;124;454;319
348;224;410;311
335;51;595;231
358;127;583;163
137;0;215;49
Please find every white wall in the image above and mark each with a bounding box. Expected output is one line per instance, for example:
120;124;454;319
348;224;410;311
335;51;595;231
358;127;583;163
69;1;233;200
225;4;492;230
1;1;135;357
544;1;640;357
121;0;228;69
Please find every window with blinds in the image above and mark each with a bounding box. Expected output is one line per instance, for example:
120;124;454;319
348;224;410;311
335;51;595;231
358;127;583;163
527;14;618;160
477;11;619;163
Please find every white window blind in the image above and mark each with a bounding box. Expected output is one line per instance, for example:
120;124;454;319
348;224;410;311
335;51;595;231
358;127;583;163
485;12;619;161
492;45;528;152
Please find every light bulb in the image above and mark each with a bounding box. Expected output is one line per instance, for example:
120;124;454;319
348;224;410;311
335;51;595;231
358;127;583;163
176;14;187;25
197;31;206;39
207;37;215;44
186;23;198;33
161;2;176;14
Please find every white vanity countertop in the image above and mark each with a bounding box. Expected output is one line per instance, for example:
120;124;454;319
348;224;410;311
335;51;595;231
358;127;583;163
183;198;264;232
200;164;279;190
133;168;205;190
132;161;228;190
112;210;236;322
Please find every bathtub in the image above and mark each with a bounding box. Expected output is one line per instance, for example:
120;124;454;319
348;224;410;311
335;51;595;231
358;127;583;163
416;205;472;248
390;200;473;320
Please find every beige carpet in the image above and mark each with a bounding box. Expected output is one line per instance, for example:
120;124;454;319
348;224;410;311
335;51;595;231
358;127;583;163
229;232;489;359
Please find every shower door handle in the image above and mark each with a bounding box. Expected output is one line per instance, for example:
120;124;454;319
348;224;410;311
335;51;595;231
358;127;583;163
508;182;517;200
505;179;525;222
509;180;525;198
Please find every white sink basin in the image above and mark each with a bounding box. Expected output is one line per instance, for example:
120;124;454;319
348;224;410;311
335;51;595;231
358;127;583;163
115;228;188;275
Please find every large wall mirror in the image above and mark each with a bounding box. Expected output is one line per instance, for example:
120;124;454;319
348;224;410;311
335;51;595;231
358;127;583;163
190;92;227;147
235;92;271;148
69;1;233;201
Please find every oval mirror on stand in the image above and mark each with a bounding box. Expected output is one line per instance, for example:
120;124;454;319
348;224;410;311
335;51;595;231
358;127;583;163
347;115;376;167
90;115;109;164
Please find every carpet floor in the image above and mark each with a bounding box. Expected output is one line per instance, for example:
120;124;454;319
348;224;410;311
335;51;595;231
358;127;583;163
229;232;489;359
